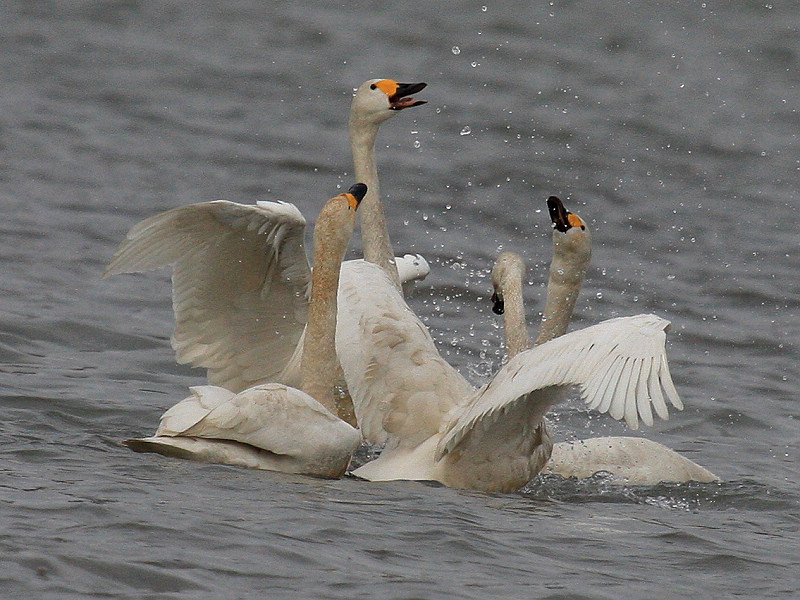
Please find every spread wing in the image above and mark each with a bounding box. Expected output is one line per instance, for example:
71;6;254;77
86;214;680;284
105;200;310;392
437;314;682;460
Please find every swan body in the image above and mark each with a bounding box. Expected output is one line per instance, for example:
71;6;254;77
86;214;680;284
547;437;720;484
105;79;427;423
122;186;366;478
124;384;360;476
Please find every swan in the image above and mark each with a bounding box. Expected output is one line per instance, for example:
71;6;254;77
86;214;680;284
340;197;683;492
490;200;719;485
122;185;366;478
104;78;428;425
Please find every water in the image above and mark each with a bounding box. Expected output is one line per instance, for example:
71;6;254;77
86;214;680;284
2;1;799;598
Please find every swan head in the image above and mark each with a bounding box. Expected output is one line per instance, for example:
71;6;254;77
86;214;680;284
351;79;427;125
490;252;526;315
316;183;367;246
547;195;592;265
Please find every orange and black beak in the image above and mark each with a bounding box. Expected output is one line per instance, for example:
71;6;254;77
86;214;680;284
547;196;585;232
345;183;368;209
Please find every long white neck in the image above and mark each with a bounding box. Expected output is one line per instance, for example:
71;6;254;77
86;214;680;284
350;115;401;291
300;205;357;426
534;230;590;346
493;253;531;359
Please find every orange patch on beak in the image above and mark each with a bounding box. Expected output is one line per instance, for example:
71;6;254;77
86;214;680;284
345;193;361;211
567;214;585;229
374;79;399;97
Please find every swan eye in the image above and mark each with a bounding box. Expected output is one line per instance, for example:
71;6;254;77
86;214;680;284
370;83;377;90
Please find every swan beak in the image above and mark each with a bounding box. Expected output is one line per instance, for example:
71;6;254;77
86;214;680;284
491;290;505;315
547;196;571;232
389;82;427;110
345;182;368;209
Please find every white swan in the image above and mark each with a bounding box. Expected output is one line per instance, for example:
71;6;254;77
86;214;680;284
340;198;683;492
490;200;718;485
104;78;428;425
122;186;367;478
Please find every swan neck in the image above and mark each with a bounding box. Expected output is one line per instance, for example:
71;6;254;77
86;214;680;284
534;233;590;346
301;211;357;426
349;116;401;291
501;275;531;358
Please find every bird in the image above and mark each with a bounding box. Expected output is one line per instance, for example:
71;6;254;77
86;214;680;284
121;185;367;478
104;78;428;426
490;199;718;485
339;196;684;492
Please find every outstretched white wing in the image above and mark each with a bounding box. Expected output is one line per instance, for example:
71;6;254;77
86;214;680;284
437;314;682;460
105;200;310;393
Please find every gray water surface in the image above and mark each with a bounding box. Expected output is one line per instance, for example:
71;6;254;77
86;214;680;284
2;1;799;598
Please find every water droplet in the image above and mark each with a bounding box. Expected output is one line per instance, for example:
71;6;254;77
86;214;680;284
595;291;603;299
451;46;461;55
481;5;487;11
413;140;421;148
460;126;472;136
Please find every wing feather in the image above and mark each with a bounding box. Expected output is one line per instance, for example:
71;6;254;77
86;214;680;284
436;314;683;460
635;356;654;427
105;200;310;393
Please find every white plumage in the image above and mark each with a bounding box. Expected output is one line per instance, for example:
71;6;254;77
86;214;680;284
485;200;717;486
105;78;429;399
345;197;694;492
120;187;366;477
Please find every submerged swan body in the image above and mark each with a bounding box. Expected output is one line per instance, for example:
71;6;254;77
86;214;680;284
340;199;683;492
122;186;366;477
104;79;428;424
490;200;718;485
546;437;719;485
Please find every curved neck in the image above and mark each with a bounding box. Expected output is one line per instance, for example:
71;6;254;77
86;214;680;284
350;115;401;291
300;213;357;426
534;233;589;346
501;274;531;359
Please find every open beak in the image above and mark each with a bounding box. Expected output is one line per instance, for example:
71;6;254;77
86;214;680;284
389;82;427;110
547;196;571;233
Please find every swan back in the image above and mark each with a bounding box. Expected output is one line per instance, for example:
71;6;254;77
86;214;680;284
336;260;473;446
